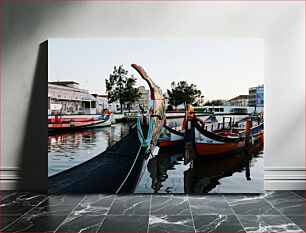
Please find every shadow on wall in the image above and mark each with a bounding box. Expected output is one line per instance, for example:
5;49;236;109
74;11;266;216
17;41;48;191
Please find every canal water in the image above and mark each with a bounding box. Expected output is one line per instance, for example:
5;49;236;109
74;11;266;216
48;115;263;193
48;123;130;176
134;115;264;194
134;144;264;194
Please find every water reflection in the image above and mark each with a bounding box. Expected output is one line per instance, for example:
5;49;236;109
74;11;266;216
48;123;129;177
147;149;186;194
184;147;263;194
135;140;264;194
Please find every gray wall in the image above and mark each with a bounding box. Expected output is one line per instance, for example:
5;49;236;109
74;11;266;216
1;1;304;190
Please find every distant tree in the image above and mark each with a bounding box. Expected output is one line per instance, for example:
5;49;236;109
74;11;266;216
105;65;140;113
205;100;224;106
193;95;205;106
123;75;141;113
167;81;202;109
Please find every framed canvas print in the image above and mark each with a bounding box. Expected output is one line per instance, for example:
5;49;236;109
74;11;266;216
48;39;264;194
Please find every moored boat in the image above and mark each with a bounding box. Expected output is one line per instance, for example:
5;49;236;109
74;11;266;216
158;113;219;151
48;115;111;133
190;108;264;157
49;64;165;193
158;104;264;157
158;124;185;150
80;118;112;129
48;125;148;193
131;64;166;153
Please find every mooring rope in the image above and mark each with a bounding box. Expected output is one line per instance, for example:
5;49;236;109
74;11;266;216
137;113;155;153
115;143;143;194
115;113;156;193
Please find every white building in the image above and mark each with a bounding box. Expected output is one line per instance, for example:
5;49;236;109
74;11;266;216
81;94;97;115
131;86;150;111
92;94;109;114
48;81;98;115
228;95;249;106
108;102;121;113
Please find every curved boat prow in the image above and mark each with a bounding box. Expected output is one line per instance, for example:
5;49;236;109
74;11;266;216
131;64;164;101
131;64;166;152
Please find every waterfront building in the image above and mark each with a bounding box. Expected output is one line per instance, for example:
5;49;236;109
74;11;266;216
48;81;98;115
108;102;121;113
92;94;109;113
81;94;97;115
248;85;264;107
106;86;150;113
228;95;249;106
131;86;150;110
222;99;231;106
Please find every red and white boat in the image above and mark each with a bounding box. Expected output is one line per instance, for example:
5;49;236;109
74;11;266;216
158;113;218;150
158;110;264;157
192;118;264;156
158;123;185;150
48;115;111;133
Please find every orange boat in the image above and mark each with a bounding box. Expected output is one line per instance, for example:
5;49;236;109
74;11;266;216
191;117;264;157
159;113;264;157
48;119;103;132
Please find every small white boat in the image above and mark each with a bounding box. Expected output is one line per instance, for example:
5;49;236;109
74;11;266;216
83;115;112;128
92;118;112;127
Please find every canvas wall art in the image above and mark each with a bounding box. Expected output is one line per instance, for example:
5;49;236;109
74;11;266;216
48;39;264;194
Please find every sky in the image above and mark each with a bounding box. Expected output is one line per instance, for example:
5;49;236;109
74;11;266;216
48;38;264;101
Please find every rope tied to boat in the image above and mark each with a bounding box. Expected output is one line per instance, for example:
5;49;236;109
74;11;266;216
116;113;155;194
137;112;155;153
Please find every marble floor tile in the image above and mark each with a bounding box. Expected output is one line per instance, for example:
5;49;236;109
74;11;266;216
1;214;67;232
47;194;85;205
0;215;23;231
0;194;83;232
26;194;85;216
188;195;234;215
149;215;195;232
56;213;105;232
108;194;150;215
72;194;115;215
98;215;148;232
238;215;303;233
193;215;245;232
0;191;16;201
151;195;191;216
28;203;79;216
0;192;48;216
291;190;305;199
224;194;281;215
265;191;305;215
285;215;305;230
